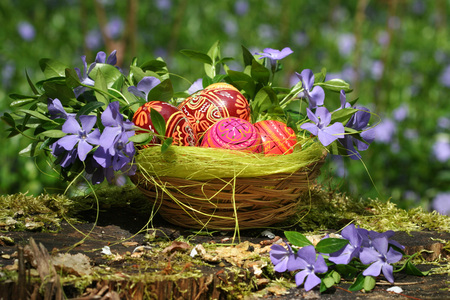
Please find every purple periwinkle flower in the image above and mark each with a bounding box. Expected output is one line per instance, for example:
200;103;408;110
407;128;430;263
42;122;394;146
256;47;293;70
74;51;118;98
95;50;118;66
360;236;403;283
47;98;75;120
52;115;100;161
295;69;325;109
85;29;102;50
339;103;376;160
440;65;450;88
269;243;296;273
290;245;328;291
98;101;135;149
93;101;135;176
329;224;362;265
373;118;396;144
301;107;345;146
187;78;203;95
393;104;409;122
106;17;124;39
432;192;450;215
17;21;36;42
337;33;355;57
432;138;450;162
128;76;161;101
234;0;249;15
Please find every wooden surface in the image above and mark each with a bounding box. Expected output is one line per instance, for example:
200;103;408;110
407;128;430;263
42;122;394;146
0;209;449;300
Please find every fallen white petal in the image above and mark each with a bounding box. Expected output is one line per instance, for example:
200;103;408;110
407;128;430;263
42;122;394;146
101;246;112;256
261;230;275;239
387;286;403;294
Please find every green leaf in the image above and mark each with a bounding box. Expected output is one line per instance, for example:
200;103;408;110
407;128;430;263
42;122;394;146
19;142;43;157
93;69;109;105
348;273;365;292
150;108;166;136
331;108;358;124
180;49;213;65
241;45;255;67
207;40;221;62
363;276;376;291
284;231;313;247
331;270;341;283
161;137;173;153
140;59;167;73
38;129;66;138
10;97;39;107
251;60;270;85
226;70;256;98
334;264;360;280
322;276;335;289
65;68;81;88
26;69;40;95
90;63;123;88
76;101;105;118
39;58;67;78
1;112;16;128
314;68;327;83
128;132;153;144
19;109;53;122
147;79;173;102
315;238;349;254
42;81;76;103
251;86;278;117
404;261;430;276
317;78;352;93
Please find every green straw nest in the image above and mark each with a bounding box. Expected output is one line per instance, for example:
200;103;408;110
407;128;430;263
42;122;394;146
130;138;327;230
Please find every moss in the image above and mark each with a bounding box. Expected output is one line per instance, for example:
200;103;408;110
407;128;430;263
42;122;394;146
0;193;76;232
290;186;450;234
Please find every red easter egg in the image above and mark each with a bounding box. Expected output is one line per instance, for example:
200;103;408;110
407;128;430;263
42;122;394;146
201;117;263;153
178;83;251;137
132;101;197;147
254;120;298;156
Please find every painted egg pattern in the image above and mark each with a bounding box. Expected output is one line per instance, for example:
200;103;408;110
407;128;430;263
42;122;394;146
254;120;298;156
201;117;263;153
132;101;197;147
178;83;251;137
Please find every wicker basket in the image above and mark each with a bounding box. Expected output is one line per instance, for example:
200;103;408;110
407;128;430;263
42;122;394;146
130;151;326;230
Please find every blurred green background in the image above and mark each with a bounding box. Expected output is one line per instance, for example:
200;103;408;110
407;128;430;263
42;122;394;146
1;0;449;213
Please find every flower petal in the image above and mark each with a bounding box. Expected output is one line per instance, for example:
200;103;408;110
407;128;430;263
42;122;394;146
294;270;308;287
62;116;81;134
80;115;97;132
300;69;314;91
359;247;380;265
314;255;328;273
381;263;395;283
297;245;317;265
300;122;319;136
362;261;383;277
102;101;121;127
57;135;79;151
77;140;93;161
304;272;321;291
309;86;325;107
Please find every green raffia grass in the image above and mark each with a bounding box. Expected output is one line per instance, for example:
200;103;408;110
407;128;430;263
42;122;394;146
135;138;325;180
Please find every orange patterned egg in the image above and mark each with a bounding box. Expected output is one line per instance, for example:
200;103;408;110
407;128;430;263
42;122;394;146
178;83;250;138
201;117;263;153
132;101;197;147
254;120;298;156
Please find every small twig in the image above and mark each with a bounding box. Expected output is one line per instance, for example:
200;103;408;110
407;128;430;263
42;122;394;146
376;280;426;286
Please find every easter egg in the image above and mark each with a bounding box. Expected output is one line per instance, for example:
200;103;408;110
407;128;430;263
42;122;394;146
132;101;197;147
254;120;298;156
178;83;251;137
201;117;263;153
